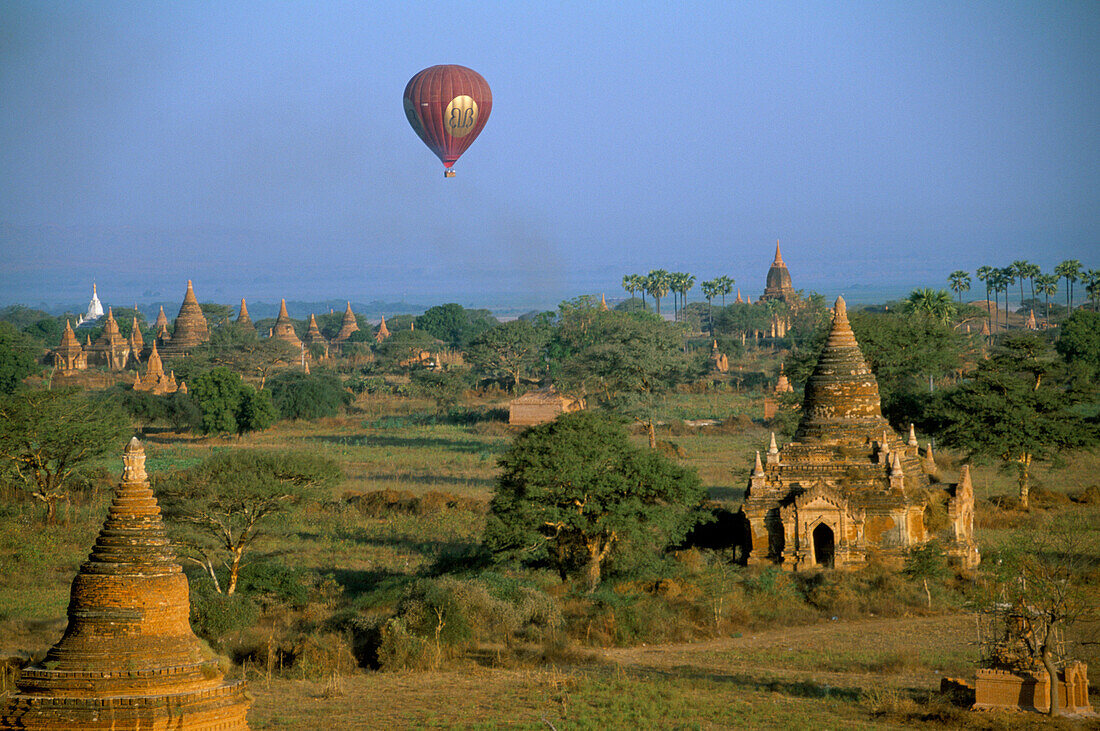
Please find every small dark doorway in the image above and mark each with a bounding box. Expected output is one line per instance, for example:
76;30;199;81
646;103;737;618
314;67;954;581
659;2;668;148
812;524;835;567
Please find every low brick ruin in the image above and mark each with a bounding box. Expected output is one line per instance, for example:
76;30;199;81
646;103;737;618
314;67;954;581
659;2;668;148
974;663;1092;714
1;438;250;729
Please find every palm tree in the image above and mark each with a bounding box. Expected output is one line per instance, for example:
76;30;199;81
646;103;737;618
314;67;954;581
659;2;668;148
677;273;695;320
948;270;971;305
1035;274;1058;326
646;269;671;317
976;265;994;327
622;274;639;303
1085;269;1100;312
668;272;688;320
1055;259;1081;311
1020;262;1041;305
701;279;719;335
905;288;956;324
716;275;734;306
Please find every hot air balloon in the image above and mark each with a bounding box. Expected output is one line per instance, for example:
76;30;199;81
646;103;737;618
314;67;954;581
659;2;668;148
403;65;492;177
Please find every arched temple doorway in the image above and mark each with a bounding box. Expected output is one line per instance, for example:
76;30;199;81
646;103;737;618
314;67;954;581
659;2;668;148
812;523;835;567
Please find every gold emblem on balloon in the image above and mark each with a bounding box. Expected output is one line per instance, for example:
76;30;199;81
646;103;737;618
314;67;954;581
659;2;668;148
444;95;479;138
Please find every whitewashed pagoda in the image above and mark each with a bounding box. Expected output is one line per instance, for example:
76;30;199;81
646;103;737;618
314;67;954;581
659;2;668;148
76;283;105;327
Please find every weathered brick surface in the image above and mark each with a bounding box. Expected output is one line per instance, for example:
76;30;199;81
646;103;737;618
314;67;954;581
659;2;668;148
158;281;210;356
974;663;1093;714
740;297;980;571
1;438;250;730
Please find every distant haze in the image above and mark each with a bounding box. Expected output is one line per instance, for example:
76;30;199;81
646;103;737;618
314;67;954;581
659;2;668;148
2;4;1097;312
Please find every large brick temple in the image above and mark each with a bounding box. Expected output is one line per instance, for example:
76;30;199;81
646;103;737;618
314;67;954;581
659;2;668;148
738;296;980;571
1;438;250;730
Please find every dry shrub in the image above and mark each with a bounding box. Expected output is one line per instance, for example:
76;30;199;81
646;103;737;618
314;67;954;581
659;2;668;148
713;414;755;434
921;490;950;533
1072;484;1100;504
1030;487;1072;506
975;499;1029;529
656;440;687;460
473;421;512;437
290;632;359;679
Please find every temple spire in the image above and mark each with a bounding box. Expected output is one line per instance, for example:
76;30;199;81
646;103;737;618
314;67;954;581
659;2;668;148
753;451;764;476
908;423;918;447
773;239;783;264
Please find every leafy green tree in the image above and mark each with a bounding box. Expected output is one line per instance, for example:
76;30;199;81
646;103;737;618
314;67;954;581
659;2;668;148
159;450;341;595
236;387;277;435
1035;274;1059;325
465;320;547;393
928;334;1089;509
267;370;351;420
484;411;704;592
374;328;442;370
1055;259;1081;311
409;368;471;412
1056;309;1100;381
552;308;690;442
188;367;276;436
0;322;40;394
415;303;496;349
199;303;233;327
0;389;130;522
948;270;971;305
21;317;63;348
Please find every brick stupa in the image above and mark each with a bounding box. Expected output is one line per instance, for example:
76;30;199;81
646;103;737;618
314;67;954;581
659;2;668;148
236;299;255;333
154;306;170;341
333;302;359;343
270;299;302;349
52;320;88;373
1;438;250;729
760;241;795;303
303;313;328;356
738;297;980;570
375;315;391;343
159;281;209;356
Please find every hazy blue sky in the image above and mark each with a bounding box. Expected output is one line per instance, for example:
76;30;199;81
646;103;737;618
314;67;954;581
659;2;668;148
2;1;1097;309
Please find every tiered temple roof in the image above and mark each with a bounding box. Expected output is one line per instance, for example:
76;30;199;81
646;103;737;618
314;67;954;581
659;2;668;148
739;296;979;571
86;308;130;370
133;342;180;395
159;280;209;355
271;299;302;348
52;320;87;372
760;241;796;303
1;438;250;729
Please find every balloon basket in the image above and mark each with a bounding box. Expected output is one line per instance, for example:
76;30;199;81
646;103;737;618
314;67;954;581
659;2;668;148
444;170;456;178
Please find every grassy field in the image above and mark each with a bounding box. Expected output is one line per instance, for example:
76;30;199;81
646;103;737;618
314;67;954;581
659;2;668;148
1;388;1098;728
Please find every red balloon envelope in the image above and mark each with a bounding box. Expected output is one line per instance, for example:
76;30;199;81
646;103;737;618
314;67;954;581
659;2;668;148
403;65;492;176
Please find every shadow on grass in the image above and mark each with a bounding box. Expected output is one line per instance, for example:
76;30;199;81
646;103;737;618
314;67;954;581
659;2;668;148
615;664;870;702
305;434;504;455
707;485;746;502
357;472;495;489
322;568;408;598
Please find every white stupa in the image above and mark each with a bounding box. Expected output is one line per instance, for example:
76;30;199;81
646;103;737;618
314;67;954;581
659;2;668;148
81;283;105;325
